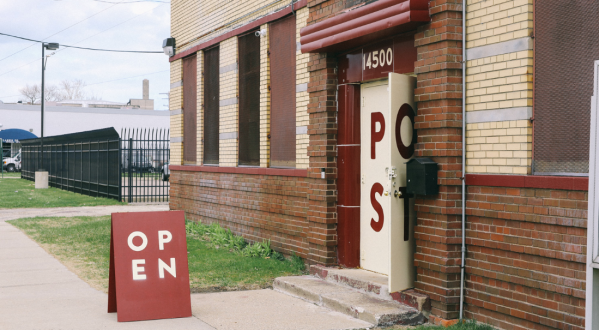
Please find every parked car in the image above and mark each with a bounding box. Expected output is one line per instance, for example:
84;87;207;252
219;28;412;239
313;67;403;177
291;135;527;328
122;154;154;173
161;163;169;182
3;150;21;172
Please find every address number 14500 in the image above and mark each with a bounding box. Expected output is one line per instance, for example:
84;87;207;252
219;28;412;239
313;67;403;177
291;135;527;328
363;48;393;71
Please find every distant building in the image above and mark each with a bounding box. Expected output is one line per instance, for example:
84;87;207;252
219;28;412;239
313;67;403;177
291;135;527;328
56;100;128;109
127;79;154;110
0;103;168;139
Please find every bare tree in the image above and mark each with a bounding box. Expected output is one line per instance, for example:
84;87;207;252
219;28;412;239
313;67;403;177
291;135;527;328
19;84;40;104
19;79;102;104
44;85;62;102
59;79;87;100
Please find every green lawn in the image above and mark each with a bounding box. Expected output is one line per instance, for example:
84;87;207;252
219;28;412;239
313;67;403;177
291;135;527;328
0;178;124;209
10;216;306;293
417;321;494;330
0;172;21;178
380;320;495;330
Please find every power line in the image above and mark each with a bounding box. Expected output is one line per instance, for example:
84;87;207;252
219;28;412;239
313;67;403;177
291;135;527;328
61;3;166;52
0;2;120;63
0;3;166;78
0;58;42;78
0;69;168;99
0;33;163;53
86;69;168;86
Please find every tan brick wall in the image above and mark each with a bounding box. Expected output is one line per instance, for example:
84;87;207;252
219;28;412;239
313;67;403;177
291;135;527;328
170;59;184;165
295;7;309;169
465;50;532;112
259;23;271;168
174;0;290;53
219;37;239;167
171;142;183;166
465;0;534;175
466;0;533;48
466;120;532;174
171;0;200;49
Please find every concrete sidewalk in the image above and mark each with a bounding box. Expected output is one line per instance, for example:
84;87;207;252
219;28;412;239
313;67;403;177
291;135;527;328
0;204;170;222
0;208;373;330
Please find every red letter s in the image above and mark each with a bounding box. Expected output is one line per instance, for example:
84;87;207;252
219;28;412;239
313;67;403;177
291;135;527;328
370;182;384;232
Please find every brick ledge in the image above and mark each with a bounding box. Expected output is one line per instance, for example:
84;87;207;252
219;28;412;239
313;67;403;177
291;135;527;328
465;174;588;191
170;165;308;177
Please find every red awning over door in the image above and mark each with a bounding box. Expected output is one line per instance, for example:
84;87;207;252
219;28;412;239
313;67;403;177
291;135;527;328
300;0;430;53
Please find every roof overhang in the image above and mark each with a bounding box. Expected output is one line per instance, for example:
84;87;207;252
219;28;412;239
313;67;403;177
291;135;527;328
300;0;430;53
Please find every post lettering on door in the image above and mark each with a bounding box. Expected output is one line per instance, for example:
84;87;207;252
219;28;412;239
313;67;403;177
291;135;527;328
108;211;192;322
369;103;415;237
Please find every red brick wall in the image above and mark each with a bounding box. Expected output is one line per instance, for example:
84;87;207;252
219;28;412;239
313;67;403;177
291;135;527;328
304;0;366;265
170;170;313;258
412;0;464;322
465;186;587;330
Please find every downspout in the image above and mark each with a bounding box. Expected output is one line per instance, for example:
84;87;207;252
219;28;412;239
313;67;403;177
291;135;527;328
459;0;467;322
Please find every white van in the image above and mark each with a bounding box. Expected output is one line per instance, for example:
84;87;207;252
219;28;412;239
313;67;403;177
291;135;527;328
3;150;21;172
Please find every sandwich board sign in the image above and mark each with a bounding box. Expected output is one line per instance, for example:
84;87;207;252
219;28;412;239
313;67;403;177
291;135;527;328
108;210;192;322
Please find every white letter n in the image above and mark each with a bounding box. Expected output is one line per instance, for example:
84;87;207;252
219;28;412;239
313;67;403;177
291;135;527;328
158;258;176;278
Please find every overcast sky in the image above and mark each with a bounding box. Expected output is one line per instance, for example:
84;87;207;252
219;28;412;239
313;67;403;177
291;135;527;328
0;0;170;110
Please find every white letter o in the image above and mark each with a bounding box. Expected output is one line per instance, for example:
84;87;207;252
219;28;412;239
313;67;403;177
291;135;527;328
128;231;148;252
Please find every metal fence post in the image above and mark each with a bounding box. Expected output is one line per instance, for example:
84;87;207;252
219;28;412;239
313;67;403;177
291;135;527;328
128;137;133;203
118;138;122;202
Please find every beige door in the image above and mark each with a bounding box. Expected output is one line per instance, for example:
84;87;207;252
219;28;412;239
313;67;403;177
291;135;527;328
360;79;391;275
360;73;416;292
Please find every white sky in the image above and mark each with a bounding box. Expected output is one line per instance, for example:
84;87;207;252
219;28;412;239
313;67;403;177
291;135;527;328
0;0;171;110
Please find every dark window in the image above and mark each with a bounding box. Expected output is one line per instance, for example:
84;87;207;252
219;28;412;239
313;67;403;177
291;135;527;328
534;0;599;174
238;32;261;166
203;47;220;165
182;54;197;164
269;15;296;168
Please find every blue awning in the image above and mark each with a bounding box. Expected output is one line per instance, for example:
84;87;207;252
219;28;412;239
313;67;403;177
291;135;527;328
0;129;38;143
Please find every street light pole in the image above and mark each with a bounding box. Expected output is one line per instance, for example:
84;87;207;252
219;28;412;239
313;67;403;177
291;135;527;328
39;42;58;173
41;43;45;171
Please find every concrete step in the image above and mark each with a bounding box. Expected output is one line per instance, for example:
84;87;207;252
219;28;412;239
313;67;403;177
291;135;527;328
310;265;431;313
273;275;427;327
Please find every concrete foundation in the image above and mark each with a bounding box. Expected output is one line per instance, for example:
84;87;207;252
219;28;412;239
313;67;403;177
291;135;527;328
35;171;48;189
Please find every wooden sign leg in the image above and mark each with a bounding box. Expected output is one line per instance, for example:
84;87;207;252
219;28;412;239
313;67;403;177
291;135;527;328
108;221;117;313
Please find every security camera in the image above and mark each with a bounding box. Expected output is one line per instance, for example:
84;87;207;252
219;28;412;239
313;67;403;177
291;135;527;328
255;29;267;37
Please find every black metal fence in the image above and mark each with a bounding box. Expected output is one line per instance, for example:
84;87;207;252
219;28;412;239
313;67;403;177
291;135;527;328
21;127;170;203
21;128;121;200
121;128;170;203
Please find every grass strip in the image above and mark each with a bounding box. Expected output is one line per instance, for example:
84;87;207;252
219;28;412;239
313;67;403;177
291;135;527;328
378;320;495;330
10;216;305;293
0;172;21;178
0;178;123;209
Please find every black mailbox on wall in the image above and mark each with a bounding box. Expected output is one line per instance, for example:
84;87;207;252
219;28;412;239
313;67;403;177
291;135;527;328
406;158;438;196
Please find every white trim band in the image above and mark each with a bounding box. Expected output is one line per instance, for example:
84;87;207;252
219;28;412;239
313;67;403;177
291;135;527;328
170;81;183;89
171;137;183;143
296;83;308;93
220;98;238;107
466;107;532;123
467;37;533;61
219;132;238;140
296;126;307;135
170;109;182;116
220;63;238;74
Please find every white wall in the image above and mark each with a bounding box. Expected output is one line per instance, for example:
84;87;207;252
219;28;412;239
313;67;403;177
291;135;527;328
0;104;169;138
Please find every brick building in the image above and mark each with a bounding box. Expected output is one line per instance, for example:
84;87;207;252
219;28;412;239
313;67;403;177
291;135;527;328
167;0;598;328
